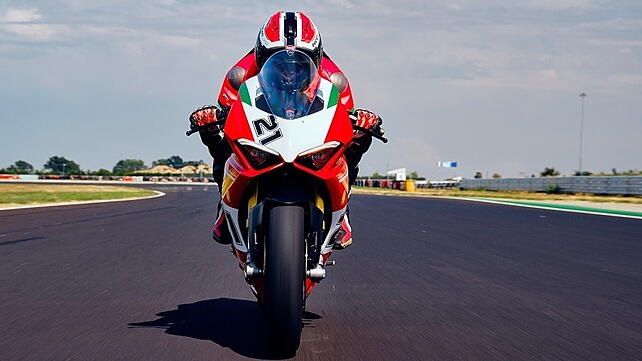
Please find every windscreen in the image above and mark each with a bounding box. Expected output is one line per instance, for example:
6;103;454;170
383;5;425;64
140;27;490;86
257;50;317;120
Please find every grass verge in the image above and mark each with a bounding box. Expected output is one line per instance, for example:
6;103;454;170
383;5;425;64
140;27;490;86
0;184;156;207
352;186;642;204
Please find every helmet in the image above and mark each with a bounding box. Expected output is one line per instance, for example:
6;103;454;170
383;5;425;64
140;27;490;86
258;49;319;119
255;11;322;70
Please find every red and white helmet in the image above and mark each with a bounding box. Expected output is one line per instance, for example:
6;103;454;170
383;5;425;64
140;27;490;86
255;11;323;69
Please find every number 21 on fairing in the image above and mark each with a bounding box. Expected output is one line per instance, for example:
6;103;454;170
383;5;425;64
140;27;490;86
252;115;283;145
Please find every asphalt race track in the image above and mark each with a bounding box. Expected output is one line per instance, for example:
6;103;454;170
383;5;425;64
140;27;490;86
1;184;641;361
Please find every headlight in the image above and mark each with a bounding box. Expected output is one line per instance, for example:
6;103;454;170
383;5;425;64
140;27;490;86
237;139;282;170
296;141;342;170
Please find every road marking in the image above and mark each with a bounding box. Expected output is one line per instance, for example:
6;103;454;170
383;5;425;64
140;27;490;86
0;191;166;212
448;197;642;220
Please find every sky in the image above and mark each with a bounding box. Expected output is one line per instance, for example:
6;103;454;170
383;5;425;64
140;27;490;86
1;0;641;179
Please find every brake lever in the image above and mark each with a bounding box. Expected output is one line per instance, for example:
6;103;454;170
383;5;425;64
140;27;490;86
353;125;388;143
185;122;221;136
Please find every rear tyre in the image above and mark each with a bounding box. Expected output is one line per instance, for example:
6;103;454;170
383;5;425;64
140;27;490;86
263;205;305;355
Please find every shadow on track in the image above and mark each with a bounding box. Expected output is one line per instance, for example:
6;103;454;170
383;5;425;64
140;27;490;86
128;298;321;360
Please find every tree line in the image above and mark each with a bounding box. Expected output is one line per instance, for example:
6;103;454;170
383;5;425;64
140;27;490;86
1;155;206;176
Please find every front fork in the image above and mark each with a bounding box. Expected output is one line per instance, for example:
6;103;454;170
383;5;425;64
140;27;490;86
239;183;343;297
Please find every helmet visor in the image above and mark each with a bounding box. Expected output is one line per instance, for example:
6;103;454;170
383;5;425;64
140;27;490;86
258;50;317;119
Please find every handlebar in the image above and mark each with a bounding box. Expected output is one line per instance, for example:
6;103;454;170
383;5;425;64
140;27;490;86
186;119;388;144
186;122;221;136
353;125;388;143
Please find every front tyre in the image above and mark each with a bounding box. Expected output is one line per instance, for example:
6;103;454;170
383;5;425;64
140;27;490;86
263;205;305;355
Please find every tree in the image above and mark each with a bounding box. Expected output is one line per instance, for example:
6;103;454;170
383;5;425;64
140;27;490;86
184;160;204;167
90;169;112;176
540;167;559;177
6;160;34;173
44;156;80;174
474;172;482;179
492;173;502;178
152;158;168;167
113;159;146;174
408;171;419;179
371;172;383;178
574;170;592;176
152;155;185;168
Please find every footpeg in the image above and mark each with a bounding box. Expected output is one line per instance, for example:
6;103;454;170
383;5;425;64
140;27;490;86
306;265;326;281
245;263;262;279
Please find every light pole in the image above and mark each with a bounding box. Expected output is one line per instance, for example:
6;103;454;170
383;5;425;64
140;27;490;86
62;163;66;177
578;92;587;174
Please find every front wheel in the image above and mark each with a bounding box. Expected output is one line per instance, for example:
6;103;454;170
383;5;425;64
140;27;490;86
263;205;305;355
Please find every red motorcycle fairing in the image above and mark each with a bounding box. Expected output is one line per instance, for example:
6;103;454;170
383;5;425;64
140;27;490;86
219;71;356;300
222;99;353;212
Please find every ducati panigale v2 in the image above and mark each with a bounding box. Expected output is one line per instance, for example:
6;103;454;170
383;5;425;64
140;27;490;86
187;49;386;353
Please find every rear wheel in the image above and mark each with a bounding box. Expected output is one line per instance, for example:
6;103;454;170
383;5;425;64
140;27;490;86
263;205;305;355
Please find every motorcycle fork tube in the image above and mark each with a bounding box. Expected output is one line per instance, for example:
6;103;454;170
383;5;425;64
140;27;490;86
245;182;327;276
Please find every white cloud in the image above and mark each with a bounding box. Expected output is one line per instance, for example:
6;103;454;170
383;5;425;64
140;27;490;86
1;0;641;175
160;35;201;48
580;17;642;31
609;74;642;86
588;39;642;48
538;69;559;81
2;24;70;41
327;0;355;9
3;8;42;23
447;0;601;11
509;0;600;10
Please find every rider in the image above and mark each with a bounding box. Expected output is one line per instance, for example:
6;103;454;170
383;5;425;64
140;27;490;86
189;11;383;249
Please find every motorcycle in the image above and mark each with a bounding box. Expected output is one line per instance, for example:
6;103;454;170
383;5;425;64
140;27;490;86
187;49;386;353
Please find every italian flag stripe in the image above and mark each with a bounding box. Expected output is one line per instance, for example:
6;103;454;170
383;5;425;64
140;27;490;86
327;85;339;108
239;83;251;105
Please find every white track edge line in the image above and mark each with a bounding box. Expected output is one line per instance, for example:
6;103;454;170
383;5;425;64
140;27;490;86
427;196;642;220
0;179;216;187
0;191;166;212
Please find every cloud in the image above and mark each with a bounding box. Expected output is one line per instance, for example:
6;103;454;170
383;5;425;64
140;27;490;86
587;39;642;48
502;0;600;11
327;0;355;9
1;0;641;175
160;35;201;48
609;74;642;86
3;8;42;23
2;24;70;41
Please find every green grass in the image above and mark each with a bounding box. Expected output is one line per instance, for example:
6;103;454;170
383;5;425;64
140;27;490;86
0;184;155;207
352;186;642;204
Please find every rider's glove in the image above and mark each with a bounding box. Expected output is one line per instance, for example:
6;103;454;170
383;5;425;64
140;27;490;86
348;108;384;138
189;105;224;132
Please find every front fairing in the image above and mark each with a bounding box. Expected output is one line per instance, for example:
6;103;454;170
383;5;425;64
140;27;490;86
222;75;353;211
224;75;353;174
